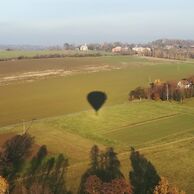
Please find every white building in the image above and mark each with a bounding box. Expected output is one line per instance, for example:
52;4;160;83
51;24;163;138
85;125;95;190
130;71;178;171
177;79;191;89
112;46;122;53
132;46;151;53
80;44;88;51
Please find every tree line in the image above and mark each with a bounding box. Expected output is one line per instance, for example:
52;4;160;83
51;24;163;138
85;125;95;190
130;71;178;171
80;146;185;194
129;76;194;103
0;133;186;194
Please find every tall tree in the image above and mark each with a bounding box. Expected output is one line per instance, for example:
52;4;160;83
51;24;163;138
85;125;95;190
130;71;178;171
25;145;48;189
78;145;100;194
102;147;123;182
79;146;123;194
90;145;100;172
28;145;48;175
0;133;34;183
25;153;69;194
129;147;160;194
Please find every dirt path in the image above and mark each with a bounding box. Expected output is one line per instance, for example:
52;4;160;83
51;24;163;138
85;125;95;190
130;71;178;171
0;64;123;86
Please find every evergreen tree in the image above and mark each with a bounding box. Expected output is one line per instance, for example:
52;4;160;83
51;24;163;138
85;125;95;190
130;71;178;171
102;147;123;182
129;147;160;194
78;145;100;194
90;145;100;172
29;145;48;175
79;146;123;193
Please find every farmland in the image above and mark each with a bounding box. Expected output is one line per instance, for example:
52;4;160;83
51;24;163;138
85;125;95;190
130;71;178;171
0;50;111;60
0;55;194;193
0;56;194;126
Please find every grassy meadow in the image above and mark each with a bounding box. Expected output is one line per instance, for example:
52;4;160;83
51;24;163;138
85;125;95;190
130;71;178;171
0;50;66;59
0;55;194;193
0;56;194;126
0;49;111;60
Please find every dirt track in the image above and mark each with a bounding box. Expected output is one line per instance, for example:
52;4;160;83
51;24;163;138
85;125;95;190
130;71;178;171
0;64;123;86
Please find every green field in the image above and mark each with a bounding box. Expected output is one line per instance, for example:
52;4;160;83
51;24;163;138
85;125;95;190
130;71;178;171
0;50;111;60
0;50;66;59
0;56;194;127
0;56;194;193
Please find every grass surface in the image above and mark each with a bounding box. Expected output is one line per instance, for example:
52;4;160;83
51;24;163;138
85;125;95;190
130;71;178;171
0;50;112;60
0;56;194;193
1;100;194;193
0;56;194;126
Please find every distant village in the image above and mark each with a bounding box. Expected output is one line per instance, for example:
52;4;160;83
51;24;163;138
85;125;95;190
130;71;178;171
1;39;194;60
63;39;194;60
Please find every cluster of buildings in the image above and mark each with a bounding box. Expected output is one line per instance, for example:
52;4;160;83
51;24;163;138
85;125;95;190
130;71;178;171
152;78;193;89
111;46;129;53
177;79;193;89
111;45;152;55
76;44;152;55
79;44;88;51
132;46;151;53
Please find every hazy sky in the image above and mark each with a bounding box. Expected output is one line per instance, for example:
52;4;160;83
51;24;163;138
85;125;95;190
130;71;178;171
0;0;194;45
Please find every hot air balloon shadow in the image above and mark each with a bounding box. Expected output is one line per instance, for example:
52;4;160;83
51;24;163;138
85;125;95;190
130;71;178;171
87;91;107;115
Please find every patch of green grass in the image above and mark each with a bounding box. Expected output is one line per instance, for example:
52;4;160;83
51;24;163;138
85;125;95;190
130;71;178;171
1;100;194;193
1;56;194;193
0;50;112;59
107;113;194;145
1;100;194;159
118;138;194;194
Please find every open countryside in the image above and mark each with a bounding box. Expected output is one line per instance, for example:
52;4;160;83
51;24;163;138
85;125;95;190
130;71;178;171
0;55;194;193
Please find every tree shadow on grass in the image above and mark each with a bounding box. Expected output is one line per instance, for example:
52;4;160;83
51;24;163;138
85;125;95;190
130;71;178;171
78;145;123;194
129;147;160;194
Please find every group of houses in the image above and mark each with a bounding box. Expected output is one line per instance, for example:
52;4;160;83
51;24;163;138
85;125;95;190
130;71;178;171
64;43;153;54
111;46;129;53
151;77;194;89
132;46;151;54
152;78;194;101
177;79;193;89
79;44;88;51
111;45;152;55
129;77;194;102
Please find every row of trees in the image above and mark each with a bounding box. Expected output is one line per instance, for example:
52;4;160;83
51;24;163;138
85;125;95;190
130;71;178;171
129;76;194;102
79;146;185;194
150;39;194;60
78;146;124;193
78;146;185;194
151;48;192;60
0;134;187;194
136;48;194;60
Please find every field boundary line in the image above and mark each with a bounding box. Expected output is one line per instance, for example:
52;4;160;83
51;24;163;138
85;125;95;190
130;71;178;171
67;136;194;171
119;136;194;159
134;126;194;147
101;113;179;135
